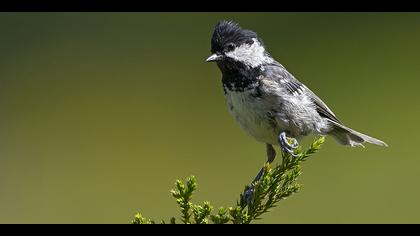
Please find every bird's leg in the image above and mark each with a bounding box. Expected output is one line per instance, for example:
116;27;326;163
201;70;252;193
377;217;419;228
251;144;276;182
266;143;276;163
278;131;299;157
244;144;276;204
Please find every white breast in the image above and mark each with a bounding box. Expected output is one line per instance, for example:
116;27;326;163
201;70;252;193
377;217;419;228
224;87;279;145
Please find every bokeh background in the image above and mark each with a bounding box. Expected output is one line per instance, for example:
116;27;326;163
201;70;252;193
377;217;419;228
0;13;419;223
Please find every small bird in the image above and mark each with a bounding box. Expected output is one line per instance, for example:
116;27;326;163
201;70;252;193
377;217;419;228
206;20;387;184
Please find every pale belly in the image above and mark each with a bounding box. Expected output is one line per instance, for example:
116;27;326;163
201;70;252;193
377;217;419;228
224;89;280;145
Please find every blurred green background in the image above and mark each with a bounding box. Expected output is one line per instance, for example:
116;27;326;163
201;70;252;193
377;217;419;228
0;13;418;223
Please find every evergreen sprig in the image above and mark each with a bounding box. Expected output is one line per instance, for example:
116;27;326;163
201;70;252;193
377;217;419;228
170;176;197;224
132;136;325;224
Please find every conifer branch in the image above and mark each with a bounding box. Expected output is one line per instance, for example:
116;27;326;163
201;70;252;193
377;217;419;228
132;136;325;224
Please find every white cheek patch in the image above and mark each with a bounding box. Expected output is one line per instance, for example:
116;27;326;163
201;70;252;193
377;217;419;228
225;38;273;68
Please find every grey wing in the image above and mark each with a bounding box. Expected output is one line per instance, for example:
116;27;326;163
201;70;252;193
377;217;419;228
263;63;342;124
302;85;342;124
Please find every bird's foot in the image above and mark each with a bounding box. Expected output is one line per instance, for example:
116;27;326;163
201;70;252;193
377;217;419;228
243;184;255;205
279;132;299;157
243;166;265;205
245;144;278;205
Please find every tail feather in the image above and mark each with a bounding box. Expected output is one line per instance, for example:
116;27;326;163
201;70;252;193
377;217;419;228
327;120;388;147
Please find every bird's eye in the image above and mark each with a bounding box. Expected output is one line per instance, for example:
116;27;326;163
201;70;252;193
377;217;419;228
226;43;235;51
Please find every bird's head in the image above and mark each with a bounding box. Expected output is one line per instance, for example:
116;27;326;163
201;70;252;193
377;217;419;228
206;20;273;72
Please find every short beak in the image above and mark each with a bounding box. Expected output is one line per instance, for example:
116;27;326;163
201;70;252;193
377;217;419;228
206;54;222;62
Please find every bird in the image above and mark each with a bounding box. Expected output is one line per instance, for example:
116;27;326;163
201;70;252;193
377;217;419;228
206;20;388;186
